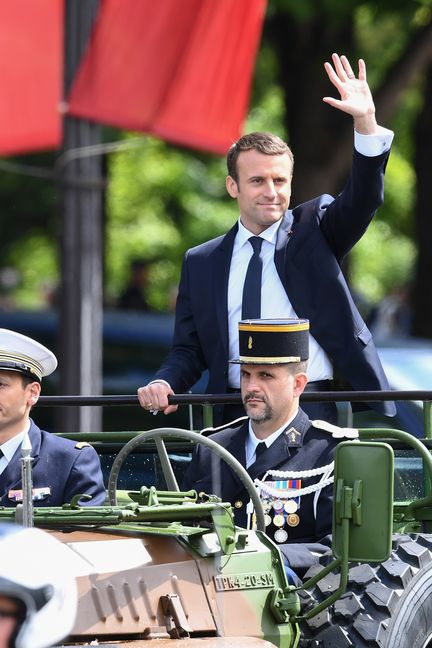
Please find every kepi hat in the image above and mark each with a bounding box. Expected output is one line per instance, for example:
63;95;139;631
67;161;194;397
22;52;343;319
0;329;57;381
231;319;309;365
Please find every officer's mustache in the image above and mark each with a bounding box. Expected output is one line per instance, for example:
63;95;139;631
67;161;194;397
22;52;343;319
243;393;267;404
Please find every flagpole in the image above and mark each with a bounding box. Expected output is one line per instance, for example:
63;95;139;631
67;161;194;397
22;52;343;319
57;0;103;433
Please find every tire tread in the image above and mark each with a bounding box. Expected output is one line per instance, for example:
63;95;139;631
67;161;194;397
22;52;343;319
299;533;432;647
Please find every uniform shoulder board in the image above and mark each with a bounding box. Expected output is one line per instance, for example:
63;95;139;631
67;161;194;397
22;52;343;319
75;441;92;449
311;419;359;439
201;416;248;436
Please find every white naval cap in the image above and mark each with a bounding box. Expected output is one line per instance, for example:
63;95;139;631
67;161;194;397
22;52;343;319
0;328;57;381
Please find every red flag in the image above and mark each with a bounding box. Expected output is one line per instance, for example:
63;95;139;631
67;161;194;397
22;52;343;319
68;0;267;154
0;1;63;156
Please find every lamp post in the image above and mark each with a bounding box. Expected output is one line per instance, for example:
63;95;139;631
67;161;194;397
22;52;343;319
57;0;103;433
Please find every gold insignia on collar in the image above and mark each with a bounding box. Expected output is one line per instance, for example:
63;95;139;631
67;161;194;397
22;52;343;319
248;336;253;350
285;427;301;443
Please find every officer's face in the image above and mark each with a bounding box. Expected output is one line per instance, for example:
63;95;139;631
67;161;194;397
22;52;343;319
241;364;307;432
0;595;20;648
0;371;40;441
226;150;293;235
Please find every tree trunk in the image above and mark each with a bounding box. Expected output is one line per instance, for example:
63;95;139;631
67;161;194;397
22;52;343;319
264;13;432;204
412;63;432;339
264;12;355;205
264;11;432;317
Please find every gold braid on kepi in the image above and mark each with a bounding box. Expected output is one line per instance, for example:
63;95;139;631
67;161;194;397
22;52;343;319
230;319;309;365
0;351;43;381
0;329;57;380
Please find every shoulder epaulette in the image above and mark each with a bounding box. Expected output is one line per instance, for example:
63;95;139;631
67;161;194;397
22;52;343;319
201;415;248;436
311;419;359;439
75;441;92;449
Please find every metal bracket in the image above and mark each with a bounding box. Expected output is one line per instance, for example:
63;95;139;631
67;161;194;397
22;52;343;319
269;587;300;623
160;594;192;639
335;479;363;525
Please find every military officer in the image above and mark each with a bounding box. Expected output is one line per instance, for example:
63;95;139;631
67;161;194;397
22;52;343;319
0;329;106;507
183;319;357;577
0;524;77;648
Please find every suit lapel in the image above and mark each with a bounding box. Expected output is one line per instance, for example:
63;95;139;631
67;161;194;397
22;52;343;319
214;224;238;357
218;422;248;501
247;409;311;481
216;412;312;502
213;215;292;351
224;422;247;465
247;432;291;481
0;421;42;495
0;456;19;495
274;211;293;289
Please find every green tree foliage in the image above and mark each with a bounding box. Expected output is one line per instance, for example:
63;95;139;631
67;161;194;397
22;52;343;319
104;0;430;315
261;0;431;319
0;153;57;308
106;137;232;310
1;0;431;326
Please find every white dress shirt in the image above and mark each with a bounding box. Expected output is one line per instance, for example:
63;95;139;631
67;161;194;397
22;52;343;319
227;127;394;389
245;410;298;468
227;218;333;387
0;422;29;475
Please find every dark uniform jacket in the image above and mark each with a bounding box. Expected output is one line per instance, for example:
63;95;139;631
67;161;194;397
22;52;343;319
154;149;395;425
183;409;352;575
0;420;106;507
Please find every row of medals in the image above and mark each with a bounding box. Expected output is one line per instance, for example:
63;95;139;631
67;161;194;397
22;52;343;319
263;497;300;543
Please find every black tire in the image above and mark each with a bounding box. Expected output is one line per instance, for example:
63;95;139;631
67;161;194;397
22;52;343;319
299;533;432;647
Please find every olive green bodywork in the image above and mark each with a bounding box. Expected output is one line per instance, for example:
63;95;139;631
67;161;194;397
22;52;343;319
2;496;301;647
0;426;403;647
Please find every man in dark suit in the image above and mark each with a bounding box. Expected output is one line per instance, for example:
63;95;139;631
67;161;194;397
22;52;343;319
0;329;106;507
137;53;396;425
182;319;357;577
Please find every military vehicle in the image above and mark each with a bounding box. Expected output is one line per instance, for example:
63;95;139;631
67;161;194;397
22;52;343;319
2;393;432;647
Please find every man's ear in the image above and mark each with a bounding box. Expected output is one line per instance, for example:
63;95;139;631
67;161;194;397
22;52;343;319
226;175;239;198
293;372;308;397
27;382;41;406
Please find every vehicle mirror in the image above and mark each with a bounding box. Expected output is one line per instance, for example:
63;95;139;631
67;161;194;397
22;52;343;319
332;441;394;563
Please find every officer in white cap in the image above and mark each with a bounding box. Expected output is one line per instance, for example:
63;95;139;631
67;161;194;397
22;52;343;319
0;329;106;507
183;318;358;579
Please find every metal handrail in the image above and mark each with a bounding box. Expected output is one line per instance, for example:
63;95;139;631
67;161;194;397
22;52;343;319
36;390;432;405
36;389;432;441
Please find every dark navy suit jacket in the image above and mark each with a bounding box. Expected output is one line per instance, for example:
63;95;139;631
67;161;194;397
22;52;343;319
0;420;106;507
183;409;342;575
154;149;395;423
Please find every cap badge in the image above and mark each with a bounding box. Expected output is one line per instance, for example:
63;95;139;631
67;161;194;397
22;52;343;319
248;336;253;350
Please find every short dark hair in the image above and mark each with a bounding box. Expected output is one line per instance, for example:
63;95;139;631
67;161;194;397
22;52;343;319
20;374;39;388
227;132;294;184
285;360;308;376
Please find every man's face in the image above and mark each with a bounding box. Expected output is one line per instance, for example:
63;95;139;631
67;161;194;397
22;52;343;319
241;364;306;430
0;371;40;439
0;595;20;648
226;150;293;234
